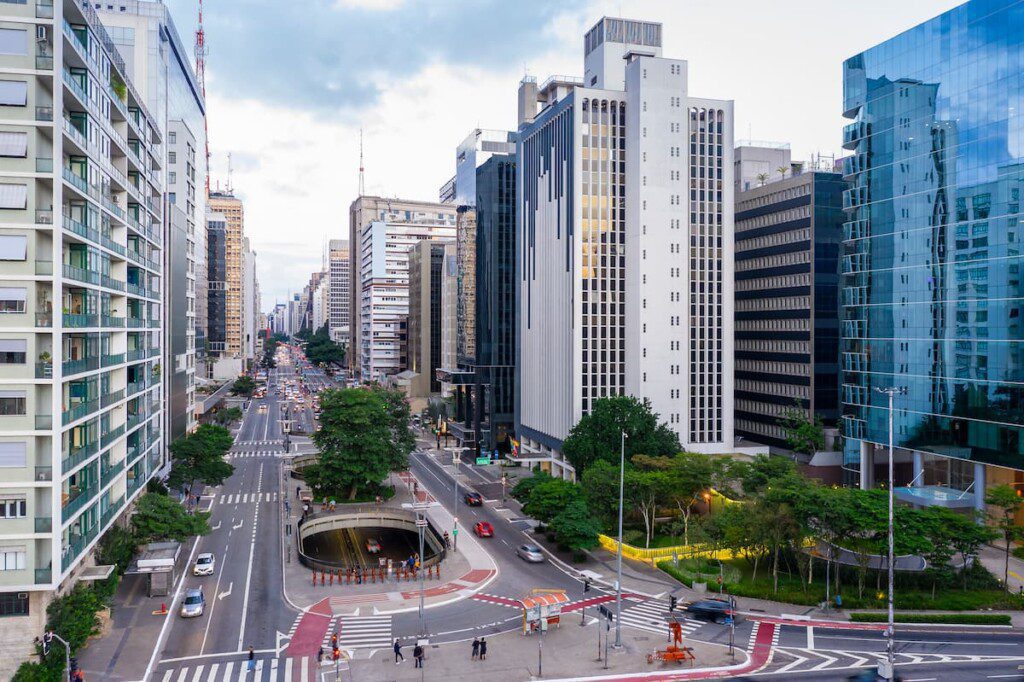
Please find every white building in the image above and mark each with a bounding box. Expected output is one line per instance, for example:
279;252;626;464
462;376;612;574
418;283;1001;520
241;237;258;364
0;0;165;671
327;239;348;343
357;203;456;382
516;17;735;479
311;271;327;332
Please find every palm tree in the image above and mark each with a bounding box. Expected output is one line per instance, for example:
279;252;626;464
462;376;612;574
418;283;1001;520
756;172;769;187
776;166;788;182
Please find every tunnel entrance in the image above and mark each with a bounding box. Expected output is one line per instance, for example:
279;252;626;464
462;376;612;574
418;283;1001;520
302;525;439;569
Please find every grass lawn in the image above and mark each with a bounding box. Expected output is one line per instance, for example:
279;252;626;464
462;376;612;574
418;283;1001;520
658;557;1024;611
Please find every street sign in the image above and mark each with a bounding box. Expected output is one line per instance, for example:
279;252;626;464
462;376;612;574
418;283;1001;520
475;457;490;465
598;605;614;622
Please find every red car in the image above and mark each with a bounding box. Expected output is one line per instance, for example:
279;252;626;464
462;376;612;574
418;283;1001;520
474;521;494;538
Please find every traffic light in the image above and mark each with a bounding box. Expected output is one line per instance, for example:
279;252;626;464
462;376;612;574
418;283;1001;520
584;578;591;593
669;595;677;611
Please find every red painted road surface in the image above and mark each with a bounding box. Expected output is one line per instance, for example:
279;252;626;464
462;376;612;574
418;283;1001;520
749;614;887;631
285;597;332;657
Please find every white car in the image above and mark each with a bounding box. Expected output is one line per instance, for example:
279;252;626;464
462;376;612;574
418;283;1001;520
193;553;215;576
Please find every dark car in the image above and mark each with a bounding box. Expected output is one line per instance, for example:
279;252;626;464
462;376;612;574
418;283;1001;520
463;492;483;506
684;598;735;624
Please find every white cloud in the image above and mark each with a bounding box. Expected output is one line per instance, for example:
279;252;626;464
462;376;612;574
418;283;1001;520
333;0;405;10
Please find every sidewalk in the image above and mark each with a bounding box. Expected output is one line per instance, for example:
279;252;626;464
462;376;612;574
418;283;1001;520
977;542;1024;593
282;470;498;615
345;613;742;681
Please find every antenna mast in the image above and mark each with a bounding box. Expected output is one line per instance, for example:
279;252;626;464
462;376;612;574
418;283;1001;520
227;152;233;193
195;0;210;194
359;128;365;197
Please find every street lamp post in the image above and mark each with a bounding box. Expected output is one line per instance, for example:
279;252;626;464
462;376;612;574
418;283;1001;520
614;430;627;648
874;385;905;681
415;508;428;636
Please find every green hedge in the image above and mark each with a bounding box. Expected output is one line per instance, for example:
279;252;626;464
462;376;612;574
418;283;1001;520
850;612;1011;625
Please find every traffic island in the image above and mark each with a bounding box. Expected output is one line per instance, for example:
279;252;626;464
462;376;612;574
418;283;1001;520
345;617;739;681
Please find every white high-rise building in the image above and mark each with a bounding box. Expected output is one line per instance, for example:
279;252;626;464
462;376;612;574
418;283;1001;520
0;1;165;671
356;202;456;382
327;239;349;343
516;17;735;479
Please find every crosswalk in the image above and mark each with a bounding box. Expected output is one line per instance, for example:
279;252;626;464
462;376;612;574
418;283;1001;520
323;614;393;651
217;492;279;504
235;439;284;446
228;451;284;459
618;598;703;638
157;655;320;682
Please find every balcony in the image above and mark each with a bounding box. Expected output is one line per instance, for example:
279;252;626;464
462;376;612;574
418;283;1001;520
843;218;869;242
35;517;52;533
100;455;124;481
35;465;52;481
35;259;53;275
62;398;99;424
100;388;124;407
101;352;125;367
842;120;868;150
127;317;145;329
101;274;125;292
62;167;88;194
35;414;52;430
127;472;145;498
35;208;53;223
35;312;52;327
62;440;98;471
36;157;53;173
37;0;54;19
35;361;52;378
61;483;97;522
126;348;146;362
35;105;53;122
64;313;98;328
126;412;145;431
62;522;99;570
101;314;125;328
62;356;99;376
126;381;147;397
63;263;98;286
36;55;54;71
101;494;125;527
35;568;52;585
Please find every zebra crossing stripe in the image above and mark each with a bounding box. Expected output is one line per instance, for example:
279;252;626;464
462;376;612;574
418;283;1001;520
335;615;393;649
618;599;701;636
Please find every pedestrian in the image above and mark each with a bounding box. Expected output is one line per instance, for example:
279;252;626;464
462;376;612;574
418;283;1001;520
479;636;487;661
393;639;404;664
413;644;424;668
331;631;338;648
317;646;324;665
296;485;300;499
471;637;480;660
247;646;255;671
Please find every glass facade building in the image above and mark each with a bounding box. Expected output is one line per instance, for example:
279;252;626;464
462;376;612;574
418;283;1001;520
841;0;1024;506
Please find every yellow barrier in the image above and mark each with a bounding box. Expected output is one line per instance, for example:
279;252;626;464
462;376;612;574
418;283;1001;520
597;534;739;565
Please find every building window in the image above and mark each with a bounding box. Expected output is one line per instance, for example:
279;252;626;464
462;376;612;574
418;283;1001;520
0;184;27;209
0;339;26;364
168;151;176;164
0;234;26;260
0;591;29;617
0;80;27;106
0;29;27;56
0;547;25;571
0;287;26;313
0;131;27;158
168;131;176;144
168;172;176;184
0;391;26;415
0;497;25;518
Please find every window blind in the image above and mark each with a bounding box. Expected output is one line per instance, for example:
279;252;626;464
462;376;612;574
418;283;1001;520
0;29;27;56
0;80;27;106
0;441;26;467
0;131;27;157
0;287;27;301
0;234;27;260
0;183;27;209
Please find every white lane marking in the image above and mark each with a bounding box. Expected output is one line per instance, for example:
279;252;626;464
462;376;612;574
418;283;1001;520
219;582;233;600
205;663;219;681
807;626;814;649
176;669;187;682
233;519;244;530
222;661;234;680
161;671;172;682
237;462;262;649
284;657;293;681
143;533;203;681
190;665;203;682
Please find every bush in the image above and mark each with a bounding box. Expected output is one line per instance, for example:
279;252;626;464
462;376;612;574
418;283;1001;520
95;526;137;574
1013;546;1024;561
511;472;551;503
146;477;169;496
850;612;1012;625
572;551;587;563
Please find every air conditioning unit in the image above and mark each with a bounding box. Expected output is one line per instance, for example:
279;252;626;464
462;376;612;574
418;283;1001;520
36;25;47;42
18;592;28;600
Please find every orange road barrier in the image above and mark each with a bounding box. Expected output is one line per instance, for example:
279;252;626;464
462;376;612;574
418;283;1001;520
311;572;316;587
328;571;333;586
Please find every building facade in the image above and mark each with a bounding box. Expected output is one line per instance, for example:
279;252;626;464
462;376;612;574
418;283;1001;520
205;209;234;377
0;0;165;670
350;197;456;382
734;168;844;449
841;0;1024;513
406;240;449;398
208;190;243;364
516;17;735;478
327;239;348;344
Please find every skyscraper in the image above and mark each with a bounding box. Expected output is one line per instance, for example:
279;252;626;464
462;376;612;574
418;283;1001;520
0;1;165;670
327;239;349;344
516;17;735;478
407;240;450;398
208;190;245;372
841;0;1024;509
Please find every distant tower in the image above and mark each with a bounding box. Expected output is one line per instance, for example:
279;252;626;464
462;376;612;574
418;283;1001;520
359;128;365;197
195;0;210;194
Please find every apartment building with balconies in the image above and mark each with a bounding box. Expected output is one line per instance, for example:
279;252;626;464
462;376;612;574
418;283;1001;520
0;0;164;671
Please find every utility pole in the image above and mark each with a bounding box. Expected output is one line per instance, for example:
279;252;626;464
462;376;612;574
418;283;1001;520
874;385;905;681
614;430;627;648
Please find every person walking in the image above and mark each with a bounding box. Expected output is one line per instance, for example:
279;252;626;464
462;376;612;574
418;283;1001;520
316;647;324;666
413;644;424;668
331;631;338;648
479;636;487;661
471;637;480;660
393;639;404;664
247;646;255;671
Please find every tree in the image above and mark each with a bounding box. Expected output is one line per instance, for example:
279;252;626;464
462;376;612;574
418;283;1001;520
549;498;602;552
918;507;958;598
756;172;769;187
523;476;581;523
984;484;1024;591
778;402;826;456
636;452;716;546
561;396;680;476
231;375;256;396
167;424;234;498
213;406;243;425
131;492;210;542
581;459;622;526
511;471;552;503
947;511;999;591
732;454;796;496
776;165;788;182
625;468;670;548
308;387;412;500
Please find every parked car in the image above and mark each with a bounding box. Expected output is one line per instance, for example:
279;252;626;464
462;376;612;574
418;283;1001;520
180;588;206;618
192;553;215;576
683;598;735;624
516;544;544;563
366;538;381;554
474;521;494;537
463;492;483;506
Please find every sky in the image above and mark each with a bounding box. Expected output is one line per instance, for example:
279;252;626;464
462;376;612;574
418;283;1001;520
163;0;965;306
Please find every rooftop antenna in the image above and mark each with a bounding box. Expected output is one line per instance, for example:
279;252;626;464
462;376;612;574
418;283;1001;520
195;0;210;195
227;152;233;193
358;128;365;197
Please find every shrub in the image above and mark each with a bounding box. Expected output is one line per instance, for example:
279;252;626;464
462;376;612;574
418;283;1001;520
572;551;588;563
146;477;169;496
1013;546;1024;561
850;612;1012;625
